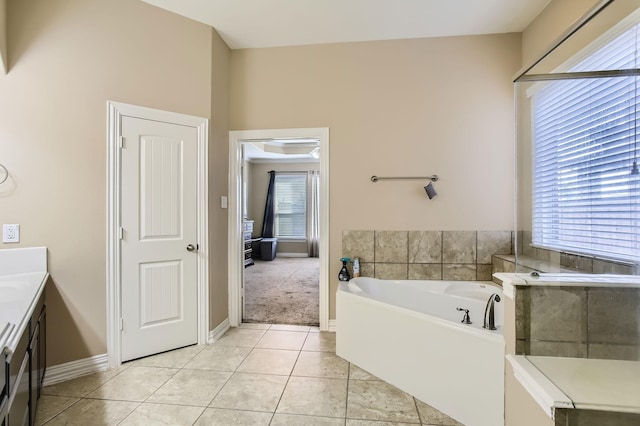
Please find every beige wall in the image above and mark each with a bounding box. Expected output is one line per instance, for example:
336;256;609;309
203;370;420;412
0;0;214;365
208;30;231;329
522;0;601;67
248;161;319;254
230;34;521;317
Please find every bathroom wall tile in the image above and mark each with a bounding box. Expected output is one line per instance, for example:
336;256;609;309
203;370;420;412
587;288;640;345
560;253;593;272
374;263;407;280
528;341;588;358
515;340;528;355
442;231;476;264
521;231;536;257
408;231;442;263
492;256;516;274
476;264;492;281
408;264;441;280
477;231;512;264
554;409;568;426
342;230;375;263
566;409;640;426
529;287;587;342
588;343;640;361
515;288;530;341
442;264;476;281
375;231;408;263
592;259;635;275
359;262;374;278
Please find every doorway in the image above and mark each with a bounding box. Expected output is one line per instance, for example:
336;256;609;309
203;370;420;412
228;128;329;330
107;102;209;367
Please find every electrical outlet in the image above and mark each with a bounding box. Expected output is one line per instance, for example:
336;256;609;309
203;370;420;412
3;224;20;243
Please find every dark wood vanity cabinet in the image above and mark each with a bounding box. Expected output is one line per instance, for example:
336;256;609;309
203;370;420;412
5;290;46;426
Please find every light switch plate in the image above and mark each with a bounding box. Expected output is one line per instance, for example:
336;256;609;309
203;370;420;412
3;224;20;243
221;196;228;209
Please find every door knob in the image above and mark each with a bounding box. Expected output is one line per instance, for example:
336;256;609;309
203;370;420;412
186;244;196;252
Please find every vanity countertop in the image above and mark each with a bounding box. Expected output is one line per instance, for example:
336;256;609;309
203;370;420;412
0;272;48;355
0;247;48;356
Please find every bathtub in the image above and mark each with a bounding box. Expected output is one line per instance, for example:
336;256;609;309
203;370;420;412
336;278;504;426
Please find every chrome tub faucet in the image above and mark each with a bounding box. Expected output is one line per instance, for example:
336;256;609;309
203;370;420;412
483;293;501;331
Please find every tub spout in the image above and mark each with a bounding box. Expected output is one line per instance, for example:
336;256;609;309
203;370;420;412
483;293;501;331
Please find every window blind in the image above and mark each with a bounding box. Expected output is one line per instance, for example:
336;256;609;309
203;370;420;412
532;23;640;263
274;174;307;239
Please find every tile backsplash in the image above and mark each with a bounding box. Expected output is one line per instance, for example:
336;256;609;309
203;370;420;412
342;230;513;281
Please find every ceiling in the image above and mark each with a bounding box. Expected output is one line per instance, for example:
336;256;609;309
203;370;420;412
141;0;551;50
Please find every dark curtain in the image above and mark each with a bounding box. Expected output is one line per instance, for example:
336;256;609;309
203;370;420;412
261;170;276;237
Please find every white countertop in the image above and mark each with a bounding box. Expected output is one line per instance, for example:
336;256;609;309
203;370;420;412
0;247;49;356
0;272;48;355
508;355;640;418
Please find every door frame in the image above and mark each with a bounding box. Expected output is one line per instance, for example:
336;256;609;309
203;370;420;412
106;101;209;367
228;128;330;330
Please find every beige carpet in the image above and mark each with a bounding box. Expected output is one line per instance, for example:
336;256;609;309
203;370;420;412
243;257;320;326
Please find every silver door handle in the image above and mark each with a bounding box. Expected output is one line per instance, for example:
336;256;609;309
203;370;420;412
186;244;196;252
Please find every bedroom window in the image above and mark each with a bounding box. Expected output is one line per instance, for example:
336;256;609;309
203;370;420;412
274;173;307;239
531;22;640;263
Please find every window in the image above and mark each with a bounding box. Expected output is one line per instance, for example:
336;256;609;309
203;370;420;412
274;173;307;239
532;23;640;263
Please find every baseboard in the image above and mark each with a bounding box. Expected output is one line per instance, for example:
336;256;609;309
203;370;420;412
276;253;310;258
328;319;336;332
208;317;230;343
43;353;109;387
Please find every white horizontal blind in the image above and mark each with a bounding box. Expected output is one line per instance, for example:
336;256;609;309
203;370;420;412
274;173;307;239
532;23;640;263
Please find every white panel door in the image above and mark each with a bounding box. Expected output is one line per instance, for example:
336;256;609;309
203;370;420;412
120;116;198;362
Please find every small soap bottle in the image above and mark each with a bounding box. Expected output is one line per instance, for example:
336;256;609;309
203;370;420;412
338;258;351;281
353;257;360;278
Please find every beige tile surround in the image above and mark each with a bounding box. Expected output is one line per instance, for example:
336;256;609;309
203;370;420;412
37;325;463;425
515;285;640;361
342;230;513;281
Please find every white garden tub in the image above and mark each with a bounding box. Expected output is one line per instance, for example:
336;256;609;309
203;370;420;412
337;277;505;426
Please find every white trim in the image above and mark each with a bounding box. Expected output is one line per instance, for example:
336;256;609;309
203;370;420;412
506;355;573;419
107;101;209;368
328;319;336;332
43;354;109;387
229;128;330;330
208;318;231;343
276;253;310;258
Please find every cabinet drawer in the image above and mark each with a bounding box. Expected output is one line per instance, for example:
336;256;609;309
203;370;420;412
244;251;253;260
244;241;252;251
243;221;253;233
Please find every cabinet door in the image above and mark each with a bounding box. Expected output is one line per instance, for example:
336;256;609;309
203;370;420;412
37;308;45;396
7;355;28;426
29;323;39;426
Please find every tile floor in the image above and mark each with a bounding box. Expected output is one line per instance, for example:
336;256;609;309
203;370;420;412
36;324;463;425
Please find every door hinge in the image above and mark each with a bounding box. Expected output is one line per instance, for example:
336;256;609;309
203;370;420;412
119;227;124;240
120;318;124;331
119;136;125;148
